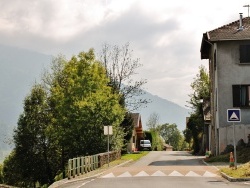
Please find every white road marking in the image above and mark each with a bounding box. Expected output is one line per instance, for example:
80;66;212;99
203;171;217;177
151;170;166;176
134;171;149;177
117;171;132;177
101;170;218;178
168;170;184;176
185;171;201;177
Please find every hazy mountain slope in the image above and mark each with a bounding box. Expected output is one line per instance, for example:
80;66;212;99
0;44;52;126
137;91;191;131
0;44;52;154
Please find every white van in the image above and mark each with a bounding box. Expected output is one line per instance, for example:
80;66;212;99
139;140;152;151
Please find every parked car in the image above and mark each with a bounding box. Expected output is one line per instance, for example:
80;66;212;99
139;140;152;151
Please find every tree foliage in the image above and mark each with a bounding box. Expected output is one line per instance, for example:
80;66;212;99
3;49;127;187
159;123;183;151
99;43;149;111
3;84;57;186
145;113;163;151
184;65;210;154
146;112;160;131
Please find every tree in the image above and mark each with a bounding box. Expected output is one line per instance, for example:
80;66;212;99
3;49;127;186
185;65;210;154
99;43;149;111
145;113;163;150
3;84;57;187
188;65;210;110
120;113;134;153
146;113;160;131
48;49;126;176
183;128;192;149
159;123;183;151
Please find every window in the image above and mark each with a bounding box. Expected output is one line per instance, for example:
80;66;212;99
232;85;250;107
133;136;135;143
240;45;250;63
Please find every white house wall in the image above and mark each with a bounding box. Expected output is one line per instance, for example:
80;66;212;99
216;41;250;152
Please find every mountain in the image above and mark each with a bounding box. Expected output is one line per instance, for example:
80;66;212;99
137;91;191;131
0;44;52;159
0;44;191;157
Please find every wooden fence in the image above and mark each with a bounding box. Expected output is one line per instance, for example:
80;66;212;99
67;155;99;179
67;151;121;179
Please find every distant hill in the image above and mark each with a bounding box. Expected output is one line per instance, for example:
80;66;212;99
0;44;52;156
137;91;191;131
0;44;191;156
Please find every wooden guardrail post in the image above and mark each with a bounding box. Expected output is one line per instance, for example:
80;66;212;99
76;157;80;176
72;158;76;178
68;159;72;179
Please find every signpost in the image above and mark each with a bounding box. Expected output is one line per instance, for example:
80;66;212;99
227;109;241;169
104;125;113;167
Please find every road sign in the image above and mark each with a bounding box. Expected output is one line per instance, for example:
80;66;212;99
104;126;113;135
227;109;241;122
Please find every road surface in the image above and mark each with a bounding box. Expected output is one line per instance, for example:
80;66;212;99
56;151;249;188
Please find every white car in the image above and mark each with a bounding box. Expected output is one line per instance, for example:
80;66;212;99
139;140;152;151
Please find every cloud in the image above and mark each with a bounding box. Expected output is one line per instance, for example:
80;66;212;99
0;0;247;107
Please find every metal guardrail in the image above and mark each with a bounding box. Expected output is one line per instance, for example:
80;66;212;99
67;155;99;179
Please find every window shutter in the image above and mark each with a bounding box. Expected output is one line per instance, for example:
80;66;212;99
240;45;250;63
232;85;241;107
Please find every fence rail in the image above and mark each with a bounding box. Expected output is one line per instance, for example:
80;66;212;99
68;155;99;179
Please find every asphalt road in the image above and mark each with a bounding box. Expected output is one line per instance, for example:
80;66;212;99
55;151;249;188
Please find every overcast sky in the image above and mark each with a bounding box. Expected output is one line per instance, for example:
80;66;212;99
0;0;249;108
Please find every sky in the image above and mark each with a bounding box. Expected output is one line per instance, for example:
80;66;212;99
0;0;249;108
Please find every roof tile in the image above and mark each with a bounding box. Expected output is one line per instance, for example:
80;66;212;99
208;17;250;41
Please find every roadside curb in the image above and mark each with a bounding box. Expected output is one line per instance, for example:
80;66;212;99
202;159;250;182
220;172;250;182
49;159;133;188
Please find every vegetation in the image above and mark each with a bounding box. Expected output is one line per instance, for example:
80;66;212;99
184;65;210;154
206;147;250;164
99;42;149;111
221;162;250;178
206;147;250;178
1;46;146;187
159;123;184;151
121;151;149;161
146;113;186;151
0;163;3;183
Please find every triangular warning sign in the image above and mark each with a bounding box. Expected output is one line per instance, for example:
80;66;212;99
230;112;239;120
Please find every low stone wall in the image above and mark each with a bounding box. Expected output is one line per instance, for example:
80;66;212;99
98;150;121;167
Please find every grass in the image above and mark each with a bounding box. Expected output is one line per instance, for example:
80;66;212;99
220;162;250;178
99;151;150;168
121;151;150;161
205;147;250;179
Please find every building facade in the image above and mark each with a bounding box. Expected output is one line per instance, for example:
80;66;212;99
201;14;250;154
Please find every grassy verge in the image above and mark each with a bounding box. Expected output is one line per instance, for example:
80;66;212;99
121;151;150;161
220;162;250;178
99;151;150;168
205;147;250;178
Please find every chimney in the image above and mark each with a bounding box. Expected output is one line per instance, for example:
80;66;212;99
239;13;244;31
